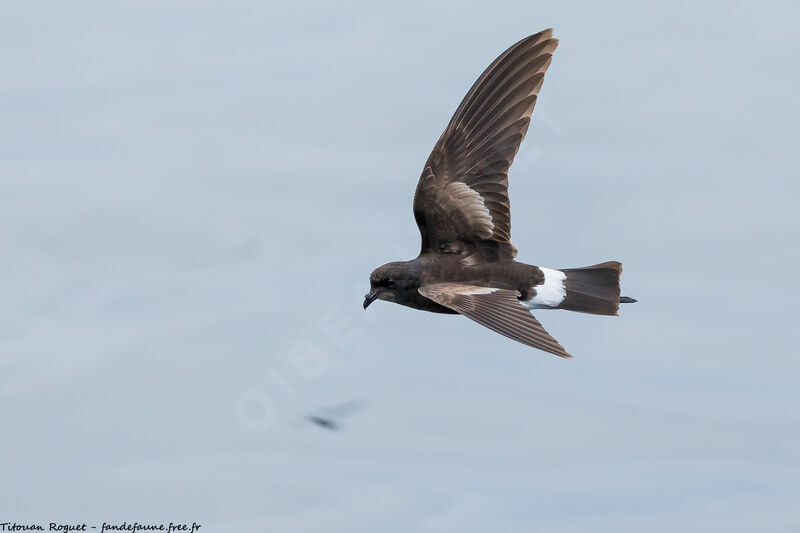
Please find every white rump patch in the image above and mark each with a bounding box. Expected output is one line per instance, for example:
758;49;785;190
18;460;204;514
522;267;567;310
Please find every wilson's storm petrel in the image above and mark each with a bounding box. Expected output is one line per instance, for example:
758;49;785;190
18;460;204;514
363;29;636;358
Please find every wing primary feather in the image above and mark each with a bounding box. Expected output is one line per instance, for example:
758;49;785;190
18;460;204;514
419;283;572;358
412;30;559;260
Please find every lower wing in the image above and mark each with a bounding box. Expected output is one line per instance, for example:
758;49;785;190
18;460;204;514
419;283;572;358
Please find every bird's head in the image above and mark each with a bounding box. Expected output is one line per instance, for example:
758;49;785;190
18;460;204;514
364;261;420;309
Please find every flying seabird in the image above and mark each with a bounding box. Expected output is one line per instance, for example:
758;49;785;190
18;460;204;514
363;29;636;358
305;399;365;431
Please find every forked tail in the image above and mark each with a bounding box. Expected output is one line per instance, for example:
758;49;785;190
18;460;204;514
560;261;635;315
523;261;636;316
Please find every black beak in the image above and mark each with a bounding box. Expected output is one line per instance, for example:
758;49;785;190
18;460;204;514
363;290;380;310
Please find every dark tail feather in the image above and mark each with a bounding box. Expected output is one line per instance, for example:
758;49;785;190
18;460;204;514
559;261;633;316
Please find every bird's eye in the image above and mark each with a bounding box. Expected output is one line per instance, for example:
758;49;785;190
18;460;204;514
386;278;395;287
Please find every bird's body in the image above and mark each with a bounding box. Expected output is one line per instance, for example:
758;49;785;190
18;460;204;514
364;29;635;358
370;255;543;312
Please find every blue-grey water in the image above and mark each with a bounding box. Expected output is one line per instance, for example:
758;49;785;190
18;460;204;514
1;2;798;531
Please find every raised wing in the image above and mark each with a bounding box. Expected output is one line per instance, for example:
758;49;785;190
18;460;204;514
414;29;558;261
419;283;572;358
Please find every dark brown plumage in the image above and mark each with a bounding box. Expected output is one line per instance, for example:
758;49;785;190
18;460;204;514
364;29;636;358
